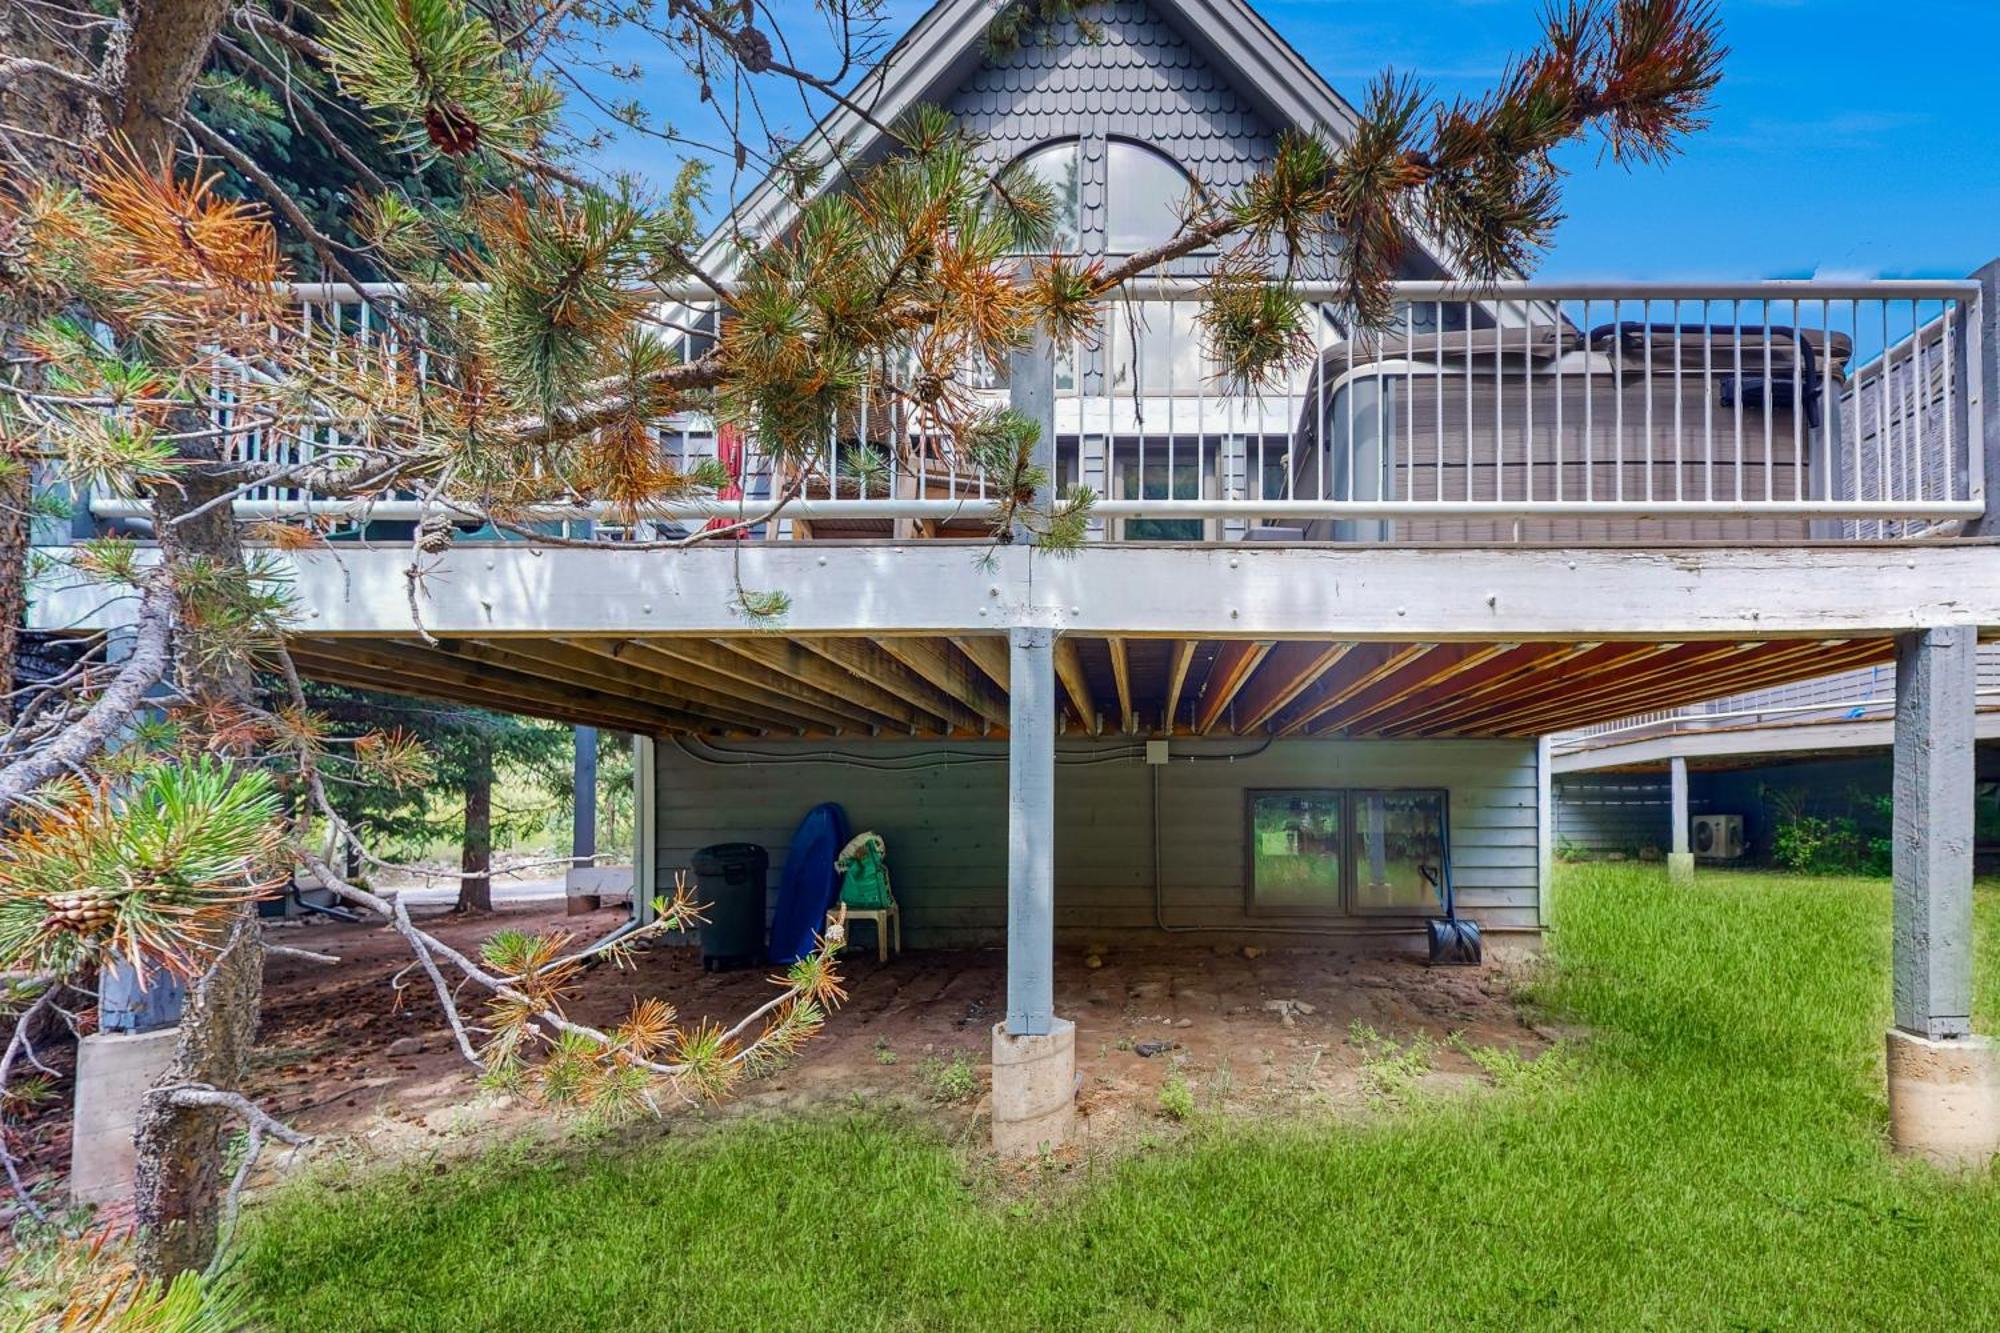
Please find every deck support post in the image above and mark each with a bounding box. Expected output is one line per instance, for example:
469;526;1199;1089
1886;625;1996;1166
1667;756;1694;883
994;624;1074;1156
1006;335;1057;545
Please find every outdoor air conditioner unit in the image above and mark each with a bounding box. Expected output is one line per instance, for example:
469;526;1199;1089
1691;814;1746;861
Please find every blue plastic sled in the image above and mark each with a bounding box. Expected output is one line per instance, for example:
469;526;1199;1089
766;802;851;966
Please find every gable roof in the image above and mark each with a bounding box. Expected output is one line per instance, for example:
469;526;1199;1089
696;0;1466;281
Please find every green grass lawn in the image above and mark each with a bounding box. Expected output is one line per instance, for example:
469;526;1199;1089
237;867;2000;1331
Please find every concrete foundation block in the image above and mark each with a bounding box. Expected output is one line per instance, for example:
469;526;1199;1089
71;1027;178;1206
1885;1029;1999;1169
991;1018;1075;1157
1667;852;1696;884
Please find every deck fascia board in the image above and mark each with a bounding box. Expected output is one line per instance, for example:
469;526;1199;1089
29;542;2000;640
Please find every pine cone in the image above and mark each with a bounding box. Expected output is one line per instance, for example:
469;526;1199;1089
423;101;482;157
45;888;118;934
416;511;456;555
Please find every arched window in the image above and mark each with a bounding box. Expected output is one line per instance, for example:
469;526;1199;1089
1105;140;1193;253
1007;140;1081;253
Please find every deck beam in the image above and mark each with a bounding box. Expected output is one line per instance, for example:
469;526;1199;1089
37;544;2000;641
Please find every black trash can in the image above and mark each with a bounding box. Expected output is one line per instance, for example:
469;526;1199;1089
689;842;769;971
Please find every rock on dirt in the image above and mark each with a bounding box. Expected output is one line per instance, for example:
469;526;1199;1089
1261;998;1317;1028
386;1036;424;1057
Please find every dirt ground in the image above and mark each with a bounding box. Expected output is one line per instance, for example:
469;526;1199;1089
10;902;1554;1219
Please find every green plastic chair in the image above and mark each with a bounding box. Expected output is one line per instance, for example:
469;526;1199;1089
835;832;900;960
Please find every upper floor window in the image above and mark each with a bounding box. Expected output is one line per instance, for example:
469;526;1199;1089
1008;141;1081;253
1105;140;1194;254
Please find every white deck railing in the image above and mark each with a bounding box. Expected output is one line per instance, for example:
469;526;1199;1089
86;278;1987;543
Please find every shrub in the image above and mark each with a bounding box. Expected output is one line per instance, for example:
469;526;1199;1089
1157;1070;1195;1121
1773;813;1866;875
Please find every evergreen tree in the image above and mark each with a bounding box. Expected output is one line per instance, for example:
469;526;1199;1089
0;0;1726;1287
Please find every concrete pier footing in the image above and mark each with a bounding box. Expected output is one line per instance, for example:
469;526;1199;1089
1885;1030;1999;1168
70;1028;177;1206
991;1018;1075;1157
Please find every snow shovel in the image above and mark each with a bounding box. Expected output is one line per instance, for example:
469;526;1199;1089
1419;803;1481;967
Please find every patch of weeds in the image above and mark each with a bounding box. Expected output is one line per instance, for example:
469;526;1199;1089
873;1037;898;1066
918;1050;979;1105
1206;1054;1234;1109
1347;1021;1436;1103
1157;1069;1196;1122
1448;1032;1581;1097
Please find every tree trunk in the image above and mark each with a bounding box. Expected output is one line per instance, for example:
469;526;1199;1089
4;0;263;1281
457;742;494;913
130;416;261;1277
131;911;262;1275
98;0;236;163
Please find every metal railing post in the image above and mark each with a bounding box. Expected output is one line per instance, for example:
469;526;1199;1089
1965;261;1997;536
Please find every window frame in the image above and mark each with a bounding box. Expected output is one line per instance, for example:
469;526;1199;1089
1242;786;1452;918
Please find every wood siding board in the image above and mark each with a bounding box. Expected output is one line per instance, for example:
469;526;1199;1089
654;736;1540;945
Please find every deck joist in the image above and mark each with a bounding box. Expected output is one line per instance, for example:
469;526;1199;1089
283;632;1902;742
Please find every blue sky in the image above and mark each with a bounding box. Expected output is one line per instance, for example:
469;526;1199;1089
604;0;1998;281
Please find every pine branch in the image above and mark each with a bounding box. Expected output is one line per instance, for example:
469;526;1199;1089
0;578;174;818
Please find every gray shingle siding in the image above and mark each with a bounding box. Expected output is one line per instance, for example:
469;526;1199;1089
945;0;1279;217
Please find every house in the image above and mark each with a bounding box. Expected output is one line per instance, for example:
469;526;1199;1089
29;0;2000;1162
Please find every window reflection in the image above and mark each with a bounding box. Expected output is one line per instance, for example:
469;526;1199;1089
1106;141;1192;253
1010;141;1080;253
1351;790;1448;914
1249;791;1345;913
1107;302;1208;395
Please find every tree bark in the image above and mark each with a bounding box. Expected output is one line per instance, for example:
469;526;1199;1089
129;413;262;1275
131;911;263;1276
98;0;235;163
457;740;494;913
